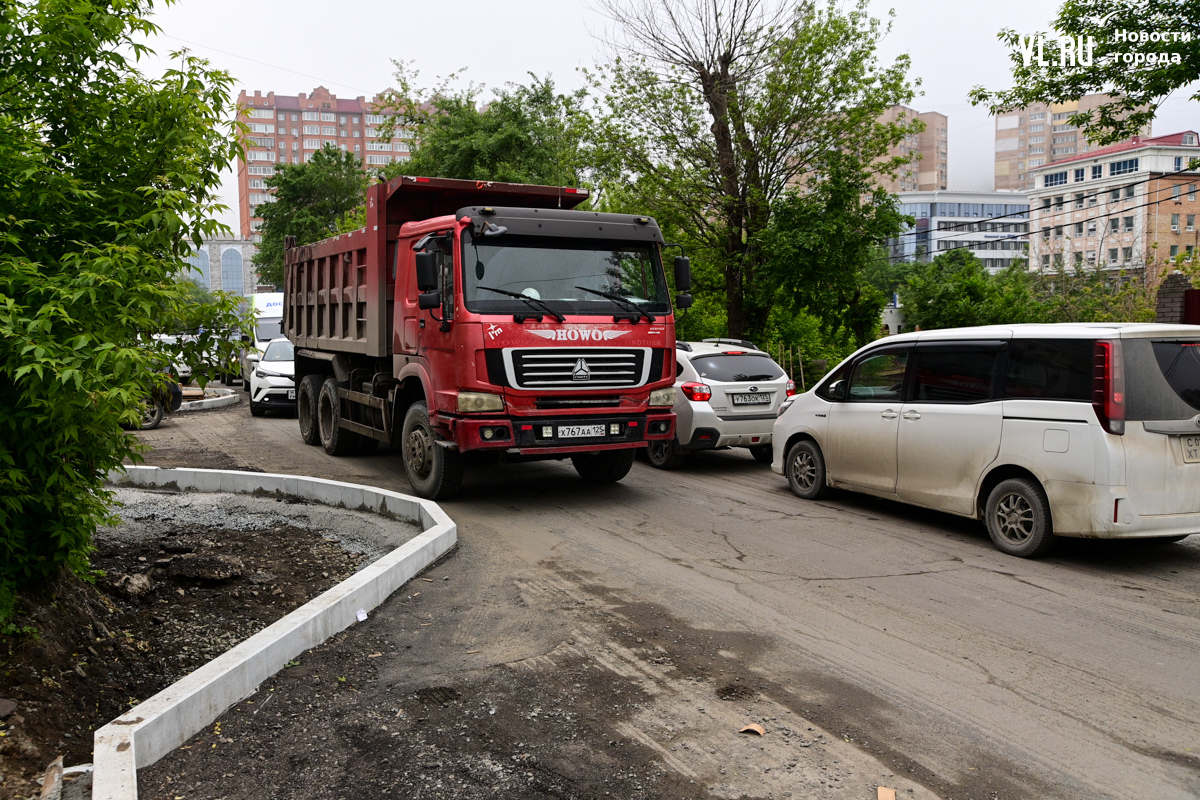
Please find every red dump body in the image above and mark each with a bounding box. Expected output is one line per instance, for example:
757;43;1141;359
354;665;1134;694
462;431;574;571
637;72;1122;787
282;176;680;497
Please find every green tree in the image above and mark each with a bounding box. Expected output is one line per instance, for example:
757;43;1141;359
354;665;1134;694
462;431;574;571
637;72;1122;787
379;69;589;187
899;250;1044;330
1034;264;1157;323
589;0;919;341
968;0;1199;145
253;144;369;288
0;0;246;598
758;152;907;346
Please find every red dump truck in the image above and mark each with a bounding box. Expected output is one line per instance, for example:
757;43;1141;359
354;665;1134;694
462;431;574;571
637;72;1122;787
283;176;692;499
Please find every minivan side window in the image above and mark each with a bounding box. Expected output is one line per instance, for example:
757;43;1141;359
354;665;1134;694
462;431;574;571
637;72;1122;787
846;351;908;401
912;350;997;402
1004;339;1092;401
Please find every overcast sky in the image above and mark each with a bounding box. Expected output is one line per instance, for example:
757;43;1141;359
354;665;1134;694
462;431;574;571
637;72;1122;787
136;0;1197;233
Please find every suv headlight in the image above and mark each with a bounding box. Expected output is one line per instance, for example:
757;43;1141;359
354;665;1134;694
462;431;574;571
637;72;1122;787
458;391;504;413
649;387;677;407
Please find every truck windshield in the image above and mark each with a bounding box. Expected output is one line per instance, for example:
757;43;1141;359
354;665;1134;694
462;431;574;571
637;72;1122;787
461;231;670;316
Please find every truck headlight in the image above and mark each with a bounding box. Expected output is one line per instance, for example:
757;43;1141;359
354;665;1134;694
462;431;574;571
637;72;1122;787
457;391;504;413
649;387;676;407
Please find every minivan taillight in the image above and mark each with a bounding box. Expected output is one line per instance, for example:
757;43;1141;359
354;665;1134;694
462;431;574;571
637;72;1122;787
1092;339;1125;435
681;382;712;402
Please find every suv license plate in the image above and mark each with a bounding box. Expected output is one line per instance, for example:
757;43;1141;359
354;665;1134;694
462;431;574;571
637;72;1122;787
287;389;296;400
558;424;605;438
1183;435;1200;463
732;393;770;405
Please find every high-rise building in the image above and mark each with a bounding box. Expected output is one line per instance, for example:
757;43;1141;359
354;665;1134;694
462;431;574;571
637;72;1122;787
888;190;1030;273
993;93;1152;192
235;87;411;240
1025;131;1200;274
876;105;948;193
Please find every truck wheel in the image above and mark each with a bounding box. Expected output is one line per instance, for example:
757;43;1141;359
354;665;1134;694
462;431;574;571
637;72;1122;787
985;478;1056;558
646;438;685;470
572;449;636;483
317;378;362;456
297;374;324;446
401;401;464;500
749;444;773;464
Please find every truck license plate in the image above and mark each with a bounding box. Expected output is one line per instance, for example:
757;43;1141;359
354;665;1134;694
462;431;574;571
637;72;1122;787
558;424;605;438
732;393;770;405
287;389;296;400
1183;435;1200;464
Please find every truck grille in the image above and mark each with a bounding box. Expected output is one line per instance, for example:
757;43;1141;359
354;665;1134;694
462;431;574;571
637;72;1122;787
507;348;650;391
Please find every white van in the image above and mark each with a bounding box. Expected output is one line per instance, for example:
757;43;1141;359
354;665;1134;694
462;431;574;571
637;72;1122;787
238;293;284;386
772;324;1200;557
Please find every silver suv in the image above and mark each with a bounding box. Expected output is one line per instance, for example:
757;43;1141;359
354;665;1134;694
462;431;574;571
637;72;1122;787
646;339;794;469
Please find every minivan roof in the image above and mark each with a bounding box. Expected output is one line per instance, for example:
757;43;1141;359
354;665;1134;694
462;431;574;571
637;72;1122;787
879;323;1200;343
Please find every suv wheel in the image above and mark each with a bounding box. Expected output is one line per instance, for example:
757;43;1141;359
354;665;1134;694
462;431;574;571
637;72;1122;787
749;444;773;464
646;438;685;470
984;478;1055;558
785;440;828;500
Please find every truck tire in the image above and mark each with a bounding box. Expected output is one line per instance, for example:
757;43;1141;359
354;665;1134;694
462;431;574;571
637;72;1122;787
401;401;464;500
317;378;363;456
297;374;324;446
572;449;636;483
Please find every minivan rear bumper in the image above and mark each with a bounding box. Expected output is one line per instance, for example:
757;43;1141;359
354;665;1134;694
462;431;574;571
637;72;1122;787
1045;480;1200;539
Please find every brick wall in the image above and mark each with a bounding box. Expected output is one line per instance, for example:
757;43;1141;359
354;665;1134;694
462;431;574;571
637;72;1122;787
1155;271;1197;323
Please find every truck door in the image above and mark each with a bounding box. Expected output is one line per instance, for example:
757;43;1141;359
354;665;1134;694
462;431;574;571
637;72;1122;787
415;233;458;413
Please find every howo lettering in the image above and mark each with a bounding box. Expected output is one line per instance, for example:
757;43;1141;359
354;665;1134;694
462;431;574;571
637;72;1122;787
283;176;692;499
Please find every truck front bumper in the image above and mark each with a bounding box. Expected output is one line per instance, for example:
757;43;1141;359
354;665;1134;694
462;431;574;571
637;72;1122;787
444;412;675;454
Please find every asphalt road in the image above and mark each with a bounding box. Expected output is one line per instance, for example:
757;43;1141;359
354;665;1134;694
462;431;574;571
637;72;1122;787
139;397;1200;800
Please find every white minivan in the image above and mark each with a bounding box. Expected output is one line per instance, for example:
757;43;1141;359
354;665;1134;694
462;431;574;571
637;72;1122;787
772;324;1200;557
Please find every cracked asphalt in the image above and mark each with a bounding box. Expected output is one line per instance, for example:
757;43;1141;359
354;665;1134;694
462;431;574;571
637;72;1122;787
134;399;1200;799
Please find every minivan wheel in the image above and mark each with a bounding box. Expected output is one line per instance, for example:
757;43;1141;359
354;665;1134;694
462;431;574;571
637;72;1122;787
985;478;1055;558
317;378;362;456
297;374;324;446
785;440;828;500
749;444;773;464
646;438;685;470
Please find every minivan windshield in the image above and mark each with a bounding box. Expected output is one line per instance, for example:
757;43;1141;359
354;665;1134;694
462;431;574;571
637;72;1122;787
461;232;670;316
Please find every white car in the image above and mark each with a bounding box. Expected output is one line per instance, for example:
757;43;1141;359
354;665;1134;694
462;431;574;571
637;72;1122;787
772;323;1200;557
247;337;295;417
646;339;794;469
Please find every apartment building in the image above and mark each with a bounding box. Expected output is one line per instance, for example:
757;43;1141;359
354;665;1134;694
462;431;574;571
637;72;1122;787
1025;132;1200;274
993;94;1152;192
236;86;411;240
876;105;948;193
889;190;1031;273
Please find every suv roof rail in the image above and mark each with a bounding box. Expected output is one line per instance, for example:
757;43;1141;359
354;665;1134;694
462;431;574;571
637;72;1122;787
675;341;693;351
703;337;758;350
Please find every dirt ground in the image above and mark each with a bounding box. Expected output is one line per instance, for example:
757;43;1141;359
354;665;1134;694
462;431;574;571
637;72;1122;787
0;487;416;800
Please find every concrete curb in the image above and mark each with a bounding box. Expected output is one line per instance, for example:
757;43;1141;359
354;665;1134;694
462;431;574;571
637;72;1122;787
177;388;239;411
92;466;456;800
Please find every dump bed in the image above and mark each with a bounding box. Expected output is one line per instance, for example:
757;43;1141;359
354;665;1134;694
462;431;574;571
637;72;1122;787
283;176;589;357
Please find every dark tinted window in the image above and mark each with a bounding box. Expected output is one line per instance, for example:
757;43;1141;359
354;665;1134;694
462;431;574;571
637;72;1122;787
913;350;996;402
1151;340;1200;412
1004;339;1092;401
689;353;784;382
847;351;907;401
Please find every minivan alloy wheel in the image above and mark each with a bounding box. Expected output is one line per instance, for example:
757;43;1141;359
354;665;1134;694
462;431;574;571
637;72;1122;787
983;477;1055;557
790;449;817;491
993;493;1035;545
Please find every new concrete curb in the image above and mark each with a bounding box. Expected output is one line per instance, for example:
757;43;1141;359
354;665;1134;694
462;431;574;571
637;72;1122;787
92;466;456;800
177;388;239;411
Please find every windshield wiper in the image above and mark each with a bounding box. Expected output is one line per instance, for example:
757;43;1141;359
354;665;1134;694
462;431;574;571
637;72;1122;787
574;286;656;323
733;374;777;381
476;285;566;323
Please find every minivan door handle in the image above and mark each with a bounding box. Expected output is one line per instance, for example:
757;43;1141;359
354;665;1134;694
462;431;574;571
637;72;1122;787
902;410;922;420
880;409;899;419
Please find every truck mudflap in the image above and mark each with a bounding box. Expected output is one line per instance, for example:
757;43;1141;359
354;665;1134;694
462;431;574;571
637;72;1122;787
441;412;675;454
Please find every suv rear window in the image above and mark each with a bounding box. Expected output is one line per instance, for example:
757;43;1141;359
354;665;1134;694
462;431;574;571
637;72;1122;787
1003;339;1092;401
689;353;784;382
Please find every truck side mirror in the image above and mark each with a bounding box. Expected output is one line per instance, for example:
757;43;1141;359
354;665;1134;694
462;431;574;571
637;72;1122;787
673;256;691;292
418;291;442;310
415;252;439;292
675;292;693;310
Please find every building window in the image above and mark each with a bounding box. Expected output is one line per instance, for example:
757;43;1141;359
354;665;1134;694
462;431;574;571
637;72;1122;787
303;139;320;149
1124;185;1134;199
1123;216;1133;232
1109;218;1119;234
1122;247;1132;262
352;130;360;137
339;116;347;124
367;141;392;151
1087;221;1097;235
1030;112;1045;121
1188;214;1196;231
321;126;336;135
1041;254;1050;268
1178;157;1186;171
340;130;348;137
1109;189;1120;202
221;249;244;296
1086;250;1096;265
1185;134;1197;145
186;250;209;289
302;111;319;121
1171;214;1180;231
1029;146;1044;154
1174;185;1182;199
247;151;275;162
1028;158;1043;167
1110;158;1138;176
1074;192;1084;209
354;144;360;152
303;125;319;135
249;123;274;134
1108;248;1118;264
1074;222;1083;236
290;113;298;121
353;116;360;124
1074;168;1085;182
321;112;335;121
292;142;299;151
1190;184;1197;200
366;154;393;165
1091;165;1103;179
1044;171;1067;187
247;165;274;176
1170;245;1179;257
248;178;265;189
1029;135;1045;144
1088;195;1098;207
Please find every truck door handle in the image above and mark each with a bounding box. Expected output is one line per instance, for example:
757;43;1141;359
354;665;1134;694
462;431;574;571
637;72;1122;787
880;409;898;419
902;410;922;420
